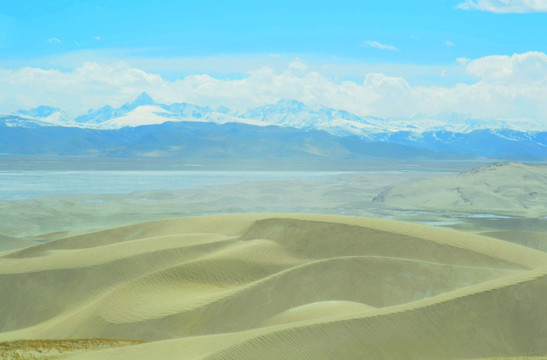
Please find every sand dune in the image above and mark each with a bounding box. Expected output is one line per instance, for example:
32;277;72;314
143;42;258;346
0;234;36;253
260;300;377;326
374;162;547;217
1;214;545;359
482;230;547;252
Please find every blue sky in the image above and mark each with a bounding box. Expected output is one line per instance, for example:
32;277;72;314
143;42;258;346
2;0;546;65
1;0;547;129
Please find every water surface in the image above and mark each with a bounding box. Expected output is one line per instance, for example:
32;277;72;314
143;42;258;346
0;170;344;200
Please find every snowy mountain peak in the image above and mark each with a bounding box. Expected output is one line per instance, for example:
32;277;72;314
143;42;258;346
129;92;156;108
274;99;307;111
98;105;175;129
17;105;61;118
75;93;158;126
13;105;73;127
75;105;114;124
7;96;547;136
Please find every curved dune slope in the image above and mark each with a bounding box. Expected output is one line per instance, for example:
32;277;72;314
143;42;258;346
260;300;377;326
0;214;545;360
0;234;35;252
483;231;547;253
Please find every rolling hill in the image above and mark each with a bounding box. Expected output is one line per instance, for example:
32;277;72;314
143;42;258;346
374;162;547;217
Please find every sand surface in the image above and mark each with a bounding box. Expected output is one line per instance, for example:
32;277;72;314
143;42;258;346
375;162;547;217
1;214;545;359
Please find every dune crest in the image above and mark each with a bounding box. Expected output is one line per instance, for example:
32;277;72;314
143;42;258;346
260;300;376;326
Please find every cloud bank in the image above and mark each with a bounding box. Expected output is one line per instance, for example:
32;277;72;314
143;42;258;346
458;0;547;13
1;52;546;129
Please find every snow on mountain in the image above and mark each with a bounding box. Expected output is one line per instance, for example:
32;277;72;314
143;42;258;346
4;93;545;138
73;94;266;129
76;92;158;125
40;111;74;126
367;128;547;159
0;114;54;128
3;94;547;160
14;105;74;127
404;112;545;133
97;105;181;129
17;105;60;118
163;102;267;127
242;99;366;129
75;105;118;125
242;99;380;135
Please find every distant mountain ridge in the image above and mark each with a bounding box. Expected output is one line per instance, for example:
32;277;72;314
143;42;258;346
1;93;547;160
0;120;467;160
4;92;542;134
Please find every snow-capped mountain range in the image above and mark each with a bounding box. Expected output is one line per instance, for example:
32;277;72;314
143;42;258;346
3;92;542;135
1;93;547;160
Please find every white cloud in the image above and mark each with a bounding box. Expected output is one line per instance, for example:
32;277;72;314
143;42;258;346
445;40;455;47
288;58;308;72
47;37;61;44
457;57;470;65
465;51;547;83
0;62;163;115
0;52;546;129
362;40;399;51
94;36;101;41
457;0;547;13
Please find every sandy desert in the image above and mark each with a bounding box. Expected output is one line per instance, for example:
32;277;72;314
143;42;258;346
1;210;546;359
